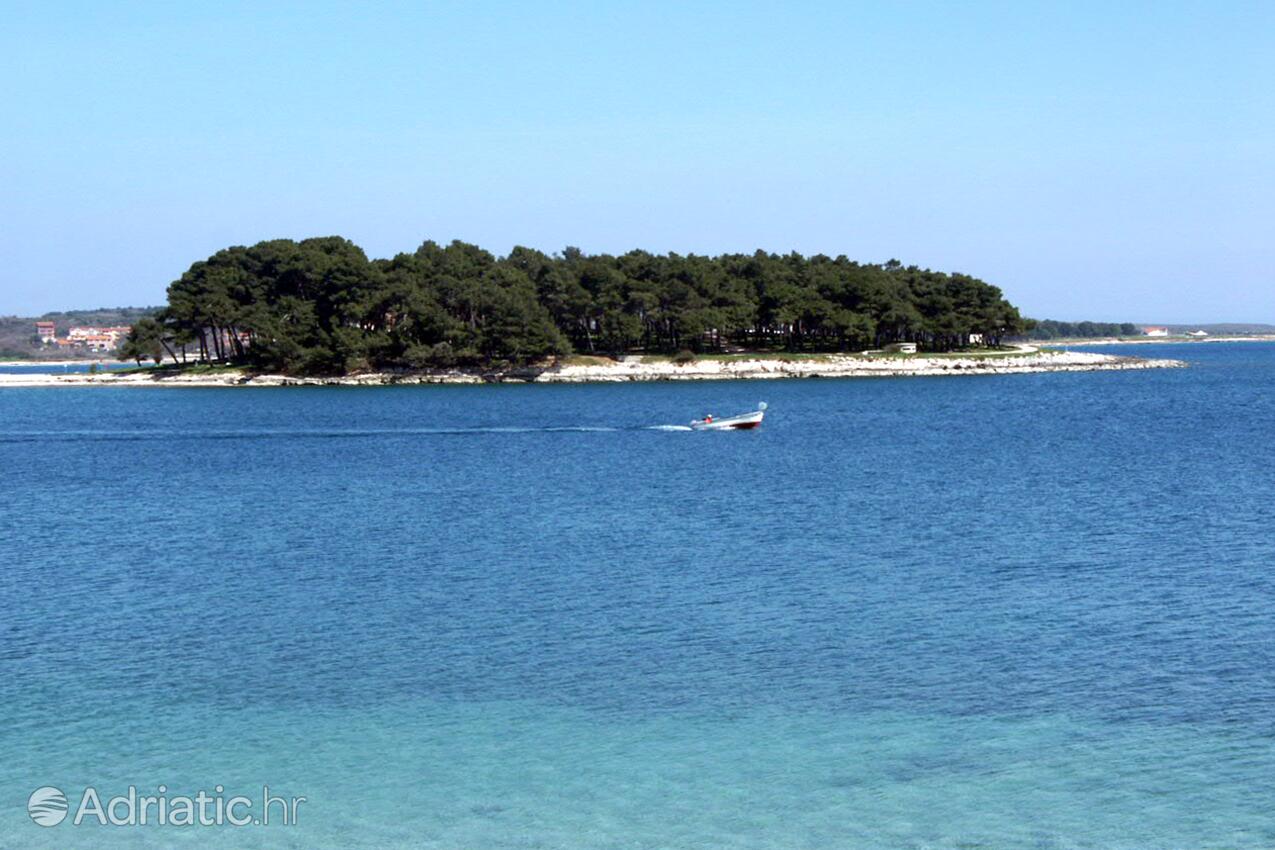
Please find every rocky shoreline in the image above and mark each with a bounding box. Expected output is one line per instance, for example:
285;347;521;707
0;348;1185;387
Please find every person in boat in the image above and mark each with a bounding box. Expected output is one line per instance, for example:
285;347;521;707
705;414;712;424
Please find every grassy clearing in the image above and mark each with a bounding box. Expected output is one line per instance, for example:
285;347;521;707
105;363;161;374
926;347;1050;359
116;362;246;376
862;349;1044;361
559;354;618;367
634;348;1053;364
639;352;841;364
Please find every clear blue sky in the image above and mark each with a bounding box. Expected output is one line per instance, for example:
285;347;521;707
2;1;1271;322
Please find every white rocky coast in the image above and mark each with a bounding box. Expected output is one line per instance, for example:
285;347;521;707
0;347;1185;388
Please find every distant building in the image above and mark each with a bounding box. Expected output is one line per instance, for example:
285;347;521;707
884;342;918;354
40;324;133;353
67;326;131;349
1187;330;1208;338
1142;326;1169;337
80;334;118;351
967;333;984;346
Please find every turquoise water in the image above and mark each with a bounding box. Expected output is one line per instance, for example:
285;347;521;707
2;343;1273;848
0;362;135;374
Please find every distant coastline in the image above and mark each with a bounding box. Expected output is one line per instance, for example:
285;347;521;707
0;347;1185;387
1053;334;1275;346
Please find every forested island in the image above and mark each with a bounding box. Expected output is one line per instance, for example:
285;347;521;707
1026;319;1141;340
120;237;1029;373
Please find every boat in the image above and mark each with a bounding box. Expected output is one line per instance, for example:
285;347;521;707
690;402;767;431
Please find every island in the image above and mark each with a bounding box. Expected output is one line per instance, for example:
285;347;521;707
2;237;1185;386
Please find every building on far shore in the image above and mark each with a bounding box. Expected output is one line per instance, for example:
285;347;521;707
1187;330;1208;338
1142;326;1170;337
68;326;132;345
37;323;133;353
79;334;119;351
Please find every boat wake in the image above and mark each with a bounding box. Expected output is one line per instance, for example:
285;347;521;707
0;421;727;443
0;426;626;443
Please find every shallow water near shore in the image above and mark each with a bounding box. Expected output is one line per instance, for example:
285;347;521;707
0;361;134;374
2;343;1273;848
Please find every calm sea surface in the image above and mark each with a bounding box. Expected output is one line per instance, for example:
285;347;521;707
2;342;1273;849
0;362;135;374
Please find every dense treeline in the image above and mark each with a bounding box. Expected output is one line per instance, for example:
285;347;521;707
123;237;1027;373
1024;320;1140;340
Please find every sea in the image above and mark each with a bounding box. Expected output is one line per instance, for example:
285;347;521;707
0;362;136;374
1;342;1272;849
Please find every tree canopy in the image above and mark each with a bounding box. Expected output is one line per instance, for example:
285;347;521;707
1024;319;1141;340
130;237;1029;373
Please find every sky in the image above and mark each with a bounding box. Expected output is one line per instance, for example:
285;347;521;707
1;0;1272;322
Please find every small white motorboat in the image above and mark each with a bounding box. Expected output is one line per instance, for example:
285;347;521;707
690;402;767;431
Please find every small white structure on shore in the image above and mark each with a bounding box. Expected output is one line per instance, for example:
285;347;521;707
884;342;917;354
1187;330;1208;338
1142;326;1170;337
